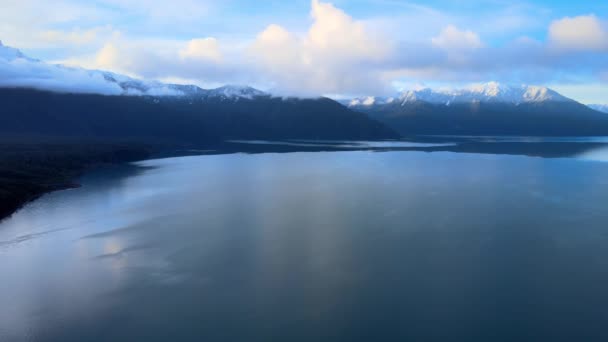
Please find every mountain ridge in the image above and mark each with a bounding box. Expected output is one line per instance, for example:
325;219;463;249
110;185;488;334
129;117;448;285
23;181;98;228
347;82;574;107
347;83;608;136
589;104;608;113
0;42;398;142
0;41;271;100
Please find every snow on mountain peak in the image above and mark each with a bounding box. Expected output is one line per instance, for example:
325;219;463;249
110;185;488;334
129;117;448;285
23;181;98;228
0;42;269;98
209;85;267;99
347;82;573;108
468;81;504;96
522;86;565;102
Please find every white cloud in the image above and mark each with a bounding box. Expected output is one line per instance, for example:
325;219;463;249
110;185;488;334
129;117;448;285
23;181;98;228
0;42;190;96
1;0;607;102
95;43;122;70
250;25;301;72
249;0;391;96
427;25;483;67
307;0;388;61
179;38;222;62
59;34;245;88
0;0;116;49
54;0;393;96
0;44;122;95
432;25;483;50
549;15;608;51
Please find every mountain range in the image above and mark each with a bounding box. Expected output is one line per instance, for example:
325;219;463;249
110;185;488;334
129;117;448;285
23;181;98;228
2;40;608;139
346;83;608;136
0;42;397;142
348;82;572;106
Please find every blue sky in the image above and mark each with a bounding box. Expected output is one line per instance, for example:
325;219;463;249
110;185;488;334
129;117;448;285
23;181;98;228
1;0;607;102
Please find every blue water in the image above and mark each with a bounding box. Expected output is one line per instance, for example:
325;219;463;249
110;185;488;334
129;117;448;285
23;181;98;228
2;150;608;341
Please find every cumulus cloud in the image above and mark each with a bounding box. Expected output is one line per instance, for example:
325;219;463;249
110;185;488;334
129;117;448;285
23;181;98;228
249;0;392;96
179;38;222;62
411;25;483;69
549;15;608;51
94;43;121;70
1;0;607;100
432;25;483;50
306;0;388;61
60;35;247;88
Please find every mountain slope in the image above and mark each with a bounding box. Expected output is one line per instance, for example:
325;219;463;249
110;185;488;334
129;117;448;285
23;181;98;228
0;42;398;142
349;83;608;136
589;104;608;113
0;88;398;143
0;40;224;97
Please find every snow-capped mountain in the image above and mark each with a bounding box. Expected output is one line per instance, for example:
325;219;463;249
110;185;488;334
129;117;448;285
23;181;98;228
348;82;608;136
0;41;266;99
589;104;608;113
0;41;398;143
206;85;267;99
349;82;573;107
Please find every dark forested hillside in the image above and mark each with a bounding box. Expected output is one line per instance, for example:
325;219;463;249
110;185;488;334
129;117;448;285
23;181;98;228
353;101;608;136
0;88;398;143
0;142;152;220
0;87;397;220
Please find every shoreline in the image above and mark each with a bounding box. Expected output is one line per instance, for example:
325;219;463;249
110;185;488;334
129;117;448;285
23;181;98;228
0;143;153;223
3;139;608;223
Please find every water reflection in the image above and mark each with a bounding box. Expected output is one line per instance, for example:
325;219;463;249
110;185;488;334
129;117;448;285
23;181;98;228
223;138;608;160
1;151;608;341
578;145;608;162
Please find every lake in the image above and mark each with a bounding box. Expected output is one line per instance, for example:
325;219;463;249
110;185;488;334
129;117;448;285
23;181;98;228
2;145;608;341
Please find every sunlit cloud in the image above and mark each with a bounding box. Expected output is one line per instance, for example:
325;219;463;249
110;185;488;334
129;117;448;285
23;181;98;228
179;38;223;63
548;15;608;52
249;0;392;95
0;0;607;102
432;25;483;50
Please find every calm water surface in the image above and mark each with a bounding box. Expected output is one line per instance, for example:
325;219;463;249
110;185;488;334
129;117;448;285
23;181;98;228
2;150;608;341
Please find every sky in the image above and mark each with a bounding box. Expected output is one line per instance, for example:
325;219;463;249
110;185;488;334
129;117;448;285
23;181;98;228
0;0;607;103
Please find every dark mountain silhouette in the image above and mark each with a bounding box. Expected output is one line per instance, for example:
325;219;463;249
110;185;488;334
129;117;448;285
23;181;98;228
0;88;399;143
0;86;399;221
347;83;608;136
351;100;608;136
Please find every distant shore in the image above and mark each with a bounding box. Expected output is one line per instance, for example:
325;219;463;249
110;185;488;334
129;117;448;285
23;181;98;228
3;138;608;222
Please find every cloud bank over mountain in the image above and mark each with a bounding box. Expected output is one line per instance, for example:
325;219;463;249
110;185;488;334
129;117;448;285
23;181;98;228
0;41;195;96
0;41;123;95
1;0;607;100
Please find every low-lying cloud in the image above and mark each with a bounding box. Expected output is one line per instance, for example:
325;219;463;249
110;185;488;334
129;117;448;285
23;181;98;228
0;41;187;95
0;42;122;95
